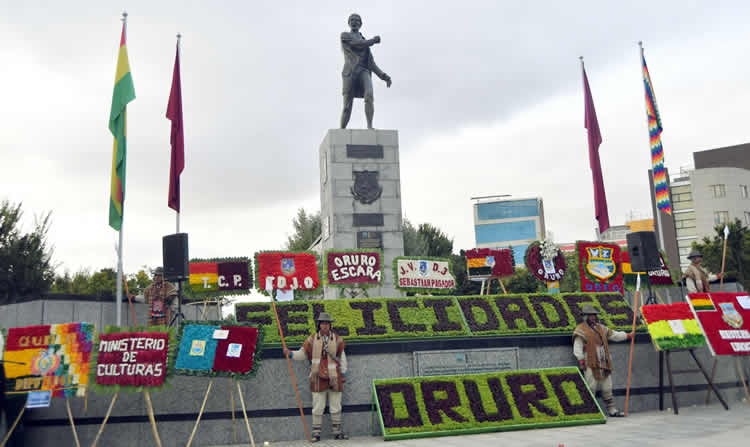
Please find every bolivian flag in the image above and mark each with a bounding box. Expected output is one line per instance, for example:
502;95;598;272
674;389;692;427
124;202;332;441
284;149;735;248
108;22;136;230
641;303;705;351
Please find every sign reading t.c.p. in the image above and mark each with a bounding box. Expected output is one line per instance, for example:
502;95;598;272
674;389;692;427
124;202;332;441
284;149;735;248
189;258;252;296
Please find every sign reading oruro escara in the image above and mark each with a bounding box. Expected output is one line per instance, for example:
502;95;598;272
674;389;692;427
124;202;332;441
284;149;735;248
327;251;382;284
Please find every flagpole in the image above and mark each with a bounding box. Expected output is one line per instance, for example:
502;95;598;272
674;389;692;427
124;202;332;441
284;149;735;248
639;42;670;267
175;32;181;234
115;10;128;327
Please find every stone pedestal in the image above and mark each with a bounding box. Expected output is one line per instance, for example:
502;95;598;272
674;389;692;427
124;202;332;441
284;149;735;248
319;129;404;299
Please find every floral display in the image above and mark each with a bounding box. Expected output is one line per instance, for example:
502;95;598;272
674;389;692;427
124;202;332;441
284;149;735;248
3;323;95;398
325;249;383;288
621;251;674;289
465;248;514;280
89;326;176;393
188;257;252;297
641;303;705;351
236;293;641;345
237;296;468;345
372;367;604;440
687;292;750;356
174;321;263;379
254;251;320;295
575;241;623;293
524;241;566;283
393;257;456;294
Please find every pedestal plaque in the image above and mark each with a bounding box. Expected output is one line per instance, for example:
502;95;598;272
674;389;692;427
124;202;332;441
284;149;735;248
357;231;383;249
413;348;519;377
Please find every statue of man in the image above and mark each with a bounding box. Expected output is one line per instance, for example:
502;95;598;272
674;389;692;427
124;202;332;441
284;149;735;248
340;13;392;129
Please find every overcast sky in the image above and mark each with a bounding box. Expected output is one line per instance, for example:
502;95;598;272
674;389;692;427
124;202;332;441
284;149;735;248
2;1;750;281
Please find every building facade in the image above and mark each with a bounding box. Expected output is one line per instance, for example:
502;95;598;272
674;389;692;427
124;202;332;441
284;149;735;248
472;197;545;265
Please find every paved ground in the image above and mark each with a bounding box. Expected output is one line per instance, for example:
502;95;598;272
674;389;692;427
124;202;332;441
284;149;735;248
212;402;750;447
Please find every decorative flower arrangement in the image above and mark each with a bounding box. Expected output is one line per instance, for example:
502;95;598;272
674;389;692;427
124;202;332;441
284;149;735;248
393;256;456;294
236;293;642;346
324;249;384;289
236;296;468;345
3;322;95;398
524;241;566;284
641;303;705;351
621;250;675;290
254;250;320;296
465;248;515;280
687;292;750;355
186;257;253;298
88;325;176;393
174;321;264;379
372;367;604;440
575;241;623;293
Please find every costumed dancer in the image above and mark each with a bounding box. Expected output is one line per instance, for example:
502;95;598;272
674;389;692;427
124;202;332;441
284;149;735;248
682;249;722;293
573;304;633;418
284;312;348;443
140;267;177;326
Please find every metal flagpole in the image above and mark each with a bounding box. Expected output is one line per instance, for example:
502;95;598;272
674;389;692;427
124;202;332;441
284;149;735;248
175;32;181;234
115;10;128;327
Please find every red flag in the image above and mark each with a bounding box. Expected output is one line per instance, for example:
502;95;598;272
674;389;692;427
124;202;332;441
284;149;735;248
167;44;184;212
582;63;610;234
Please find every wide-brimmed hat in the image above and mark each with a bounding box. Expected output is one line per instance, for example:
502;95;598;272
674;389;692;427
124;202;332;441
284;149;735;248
687;249;703;260
152;266;164;276
315;312;334;323
581;304;600;315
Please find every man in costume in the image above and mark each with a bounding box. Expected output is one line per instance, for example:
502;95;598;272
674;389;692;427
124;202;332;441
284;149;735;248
142;267;177;326
284;312;348;442
340;13;392;129
573;304;633;417
682;249;722;293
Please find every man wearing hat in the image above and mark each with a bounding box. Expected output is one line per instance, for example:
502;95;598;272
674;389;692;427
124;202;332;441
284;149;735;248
682;249;722;293
284;312;348;442
573;304;633;417
141;267;177;326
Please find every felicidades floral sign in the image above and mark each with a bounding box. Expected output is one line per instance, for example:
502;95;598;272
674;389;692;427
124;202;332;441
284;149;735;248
174;321;264;379
254;251;320;294
235;293;641;345
372;367;604;440
2;323;94;398
188;257;252;297
394;257;456;294
524;242;566;283
325;250;383;287
641;303;705;351
89;326;176;392
465;248;514;281
688;292;750;356
575;241;623;293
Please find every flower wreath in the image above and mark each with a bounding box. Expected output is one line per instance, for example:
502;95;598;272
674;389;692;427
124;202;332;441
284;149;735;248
524;241;566;283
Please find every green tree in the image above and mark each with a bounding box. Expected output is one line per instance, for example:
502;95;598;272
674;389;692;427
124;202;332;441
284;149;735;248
693;219;750;291
285;208;322;251
559;252;581;293
51;270;73;294
127;267;152;296
88;268;117;298
0;200;55;302
505;267;542;293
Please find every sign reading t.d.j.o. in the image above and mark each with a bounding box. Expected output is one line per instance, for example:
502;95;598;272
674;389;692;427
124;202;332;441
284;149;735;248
326;251;382;285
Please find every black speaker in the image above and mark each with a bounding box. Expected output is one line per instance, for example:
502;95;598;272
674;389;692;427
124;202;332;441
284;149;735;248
626;231;660;272
162;233;189;281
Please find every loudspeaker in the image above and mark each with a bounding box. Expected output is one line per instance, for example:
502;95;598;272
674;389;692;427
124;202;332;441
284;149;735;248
162;233;189;281
626;231;660;272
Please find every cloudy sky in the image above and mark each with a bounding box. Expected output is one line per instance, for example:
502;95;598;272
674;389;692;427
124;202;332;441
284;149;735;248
2;1;750;280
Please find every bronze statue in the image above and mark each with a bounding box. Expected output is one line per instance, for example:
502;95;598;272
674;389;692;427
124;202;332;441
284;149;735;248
340;13;392;129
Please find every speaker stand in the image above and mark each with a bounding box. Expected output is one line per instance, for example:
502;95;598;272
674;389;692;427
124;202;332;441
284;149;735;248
169;280;187;327
643;275;657;305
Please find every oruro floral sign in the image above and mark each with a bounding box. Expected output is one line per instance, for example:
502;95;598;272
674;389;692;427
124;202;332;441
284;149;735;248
325;250;383;287
372;368;605;440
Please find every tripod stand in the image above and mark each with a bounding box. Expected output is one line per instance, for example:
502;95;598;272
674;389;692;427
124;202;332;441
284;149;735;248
643;275;657;305
169;279;186;327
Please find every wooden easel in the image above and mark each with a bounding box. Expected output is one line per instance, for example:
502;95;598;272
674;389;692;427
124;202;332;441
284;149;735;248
658;348;729;414
480;277;507;295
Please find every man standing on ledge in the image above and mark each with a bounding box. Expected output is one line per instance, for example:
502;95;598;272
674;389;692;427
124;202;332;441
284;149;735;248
340;13;392;129
141;267;177;326
284;312;348;442
682;249;722;293
573;304;633;418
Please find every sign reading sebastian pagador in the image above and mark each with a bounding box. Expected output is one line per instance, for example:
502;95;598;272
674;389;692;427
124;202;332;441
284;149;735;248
326;251;382;285
395;257;456;292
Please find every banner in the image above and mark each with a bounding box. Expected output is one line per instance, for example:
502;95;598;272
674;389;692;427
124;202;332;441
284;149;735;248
255;251;320;293
465;248;514;281
688;292;750;356
641;303;705;351
373;368;604;441
325;250;383;286
174;321;263;378
394;257;456;294
90;327;175;392
188;257;252;296
576;241;623;293
2;323;94;397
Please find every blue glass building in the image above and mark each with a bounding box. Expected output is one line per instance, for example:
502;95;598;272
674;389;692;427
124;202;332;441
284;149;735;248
473;197;546;266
